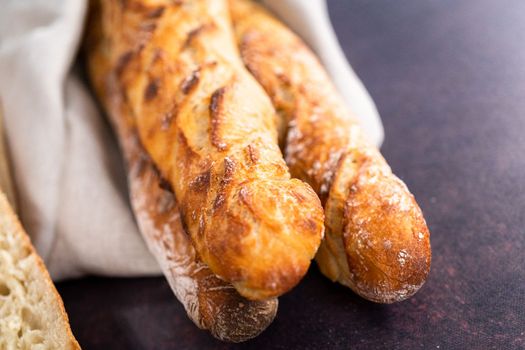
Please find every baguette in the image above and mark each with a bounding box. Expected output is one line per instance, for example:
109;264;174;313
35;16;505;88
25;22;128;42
85;1;278;342
230;0;431;303
86;0;324;301
0;191;80;349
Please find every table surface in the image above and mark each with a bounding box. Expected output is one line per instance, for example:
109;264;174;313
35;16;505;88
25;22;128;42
56;0;525;349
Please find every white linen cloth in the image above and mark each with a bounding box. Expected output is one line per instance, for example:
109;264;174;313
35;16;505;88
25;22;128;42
0;0;383;280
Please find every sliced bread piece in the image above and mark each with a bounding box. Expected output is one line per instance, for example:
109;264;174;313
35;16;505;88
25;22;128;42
0;191;80;349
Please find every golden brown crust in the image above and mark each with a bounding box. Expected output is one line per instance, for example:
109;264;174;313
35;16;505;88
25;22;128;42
86;0;278;342
127;131;278;342
125;130;278;342
230;0;431;303
86;0;324;301
84;1;277;341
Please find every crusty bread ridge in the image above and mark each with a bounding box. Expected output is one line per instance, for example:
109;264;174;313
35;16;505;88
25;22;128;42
124;123;278;342
0;191;80;349
230;0;431;303
85;0;324;301
85;0;277;342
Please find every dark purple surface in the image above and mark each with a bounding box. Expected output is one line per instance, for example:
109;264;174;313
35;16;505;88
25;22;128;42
57;0;525;348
